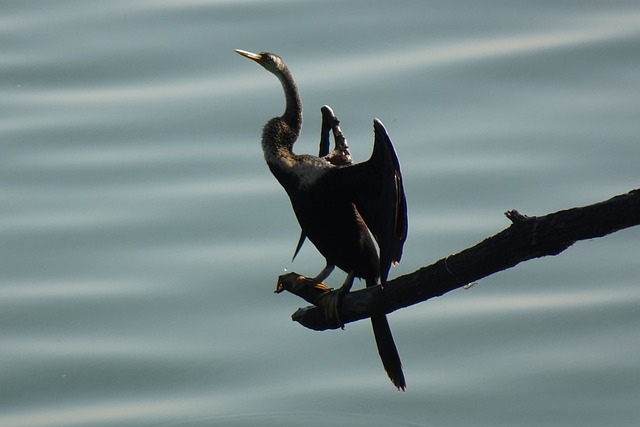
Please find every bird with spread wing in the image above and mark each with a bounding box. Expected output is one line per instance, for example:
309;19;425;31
235;50;408;390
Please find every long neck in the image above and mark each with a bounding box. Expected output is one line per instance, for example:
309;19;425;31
275;65;302;137
261;64;303;167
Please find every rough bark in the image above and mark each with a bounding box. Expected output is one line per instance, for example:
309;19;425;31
276;188;640;331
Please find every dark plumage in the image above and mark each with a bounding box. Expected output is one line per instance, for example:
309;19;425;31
292;105;352;262
235;49;408;390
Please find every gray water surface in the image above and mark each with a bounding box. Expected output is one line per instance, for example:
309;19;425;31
2;1;640;426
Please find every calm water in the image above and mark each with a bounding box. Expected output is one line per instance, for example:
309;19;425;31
2;1;640;426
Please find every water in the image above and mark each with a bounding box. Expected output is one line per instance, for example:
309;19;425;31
2;1;639;426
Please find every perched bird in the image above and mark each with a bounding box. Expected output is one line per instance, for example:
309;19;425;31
235;49;408;390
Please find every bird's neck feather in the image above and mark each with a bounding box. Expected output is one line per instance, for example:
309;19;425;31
260;64;302;168
275;66;302;136
261;118;297;166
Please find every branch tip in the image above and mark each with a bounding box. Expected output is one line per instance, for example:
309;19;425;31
505;209;530;223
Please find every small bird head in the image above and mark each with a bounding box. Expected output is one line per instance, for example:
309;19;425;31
235;49;285;75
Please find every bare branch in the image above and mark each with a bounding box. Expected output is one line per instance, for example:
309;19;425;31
277;189;640;331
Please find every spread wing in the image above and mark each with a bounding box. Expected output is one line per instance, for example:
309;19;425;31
336;119;408;285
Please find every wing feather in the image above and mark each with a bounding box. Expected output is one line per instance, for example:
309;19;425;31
336;119;408;284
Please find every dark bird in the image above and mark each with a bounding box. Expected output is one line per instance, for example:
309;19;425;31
235;49;408;390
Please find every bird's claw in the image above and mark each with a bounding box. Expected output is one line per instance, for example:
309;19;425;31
316;286;348;329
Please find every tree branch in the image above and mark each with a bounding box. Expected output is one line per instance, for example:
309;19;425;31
276;188;640;331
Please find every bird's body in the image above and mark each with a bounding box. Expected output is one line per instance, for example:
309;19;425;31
291;172;379;279
268;149;377;281
236;49;407;390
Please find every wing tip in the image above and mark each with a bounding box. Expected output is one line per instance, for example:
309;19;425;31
373;119;393;143
321;105;334;117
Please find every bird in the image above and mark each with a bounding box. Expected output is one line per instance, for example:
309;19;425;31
235;49;408;390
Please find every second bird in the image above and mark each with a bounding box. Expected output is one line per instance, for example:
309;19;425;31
235;49;408;390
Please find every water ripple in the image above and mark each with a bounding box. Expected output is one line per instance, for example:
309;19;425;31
297;12;640;83
2;1;639;426
0;397;208;427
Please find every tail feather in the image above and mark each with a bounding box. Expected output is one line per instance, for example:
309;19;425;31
371;314;406;391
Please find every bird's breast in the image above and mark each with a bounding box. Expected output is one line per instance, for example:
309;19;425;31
266;154;334;193
291;160;332;190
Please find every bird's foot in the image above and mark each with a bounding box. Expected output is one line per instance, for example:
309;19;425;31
316;285;349;329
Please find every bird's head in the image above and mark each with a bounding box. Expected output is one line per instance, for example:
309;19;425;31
235;49;285;75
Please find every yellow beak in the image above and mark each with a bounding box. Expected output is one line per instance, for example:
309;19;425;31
234;49;262;62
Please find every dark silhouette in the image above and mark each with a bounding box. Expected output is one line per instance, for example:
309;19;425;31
235;50;408;390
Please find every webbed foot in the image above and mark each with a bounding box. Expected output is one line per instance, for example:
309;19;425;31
316;285;349;329
315;272;355;329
